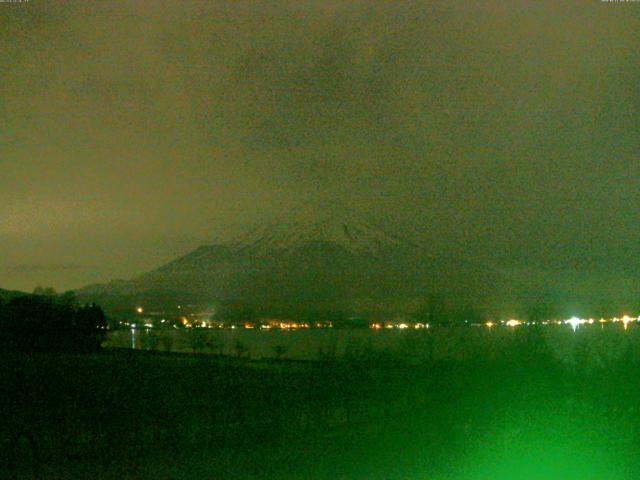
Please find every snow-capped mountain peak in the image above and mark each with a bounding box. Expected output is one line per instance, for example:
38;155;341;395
228;202;407;255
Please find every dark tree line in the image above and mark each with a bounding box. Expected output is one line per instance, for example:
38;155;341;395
0;290;107;353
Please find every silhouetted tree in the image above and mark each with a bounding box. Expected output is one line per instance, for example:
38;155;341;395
188;328;208;354
233;340;249;358
160;334;174;353
32;285;57;296
206;334;225;356
0;293;107;353
273;344;288;360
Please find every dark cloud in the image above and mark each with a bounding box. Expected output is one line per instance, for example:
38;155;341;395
1;1;639;301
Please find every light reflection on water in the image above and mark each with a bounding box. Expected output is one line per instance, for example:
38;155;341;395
127;327;152;350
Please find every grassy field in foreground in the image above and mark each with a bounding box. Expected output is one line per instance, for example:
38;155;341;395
1;341;640;479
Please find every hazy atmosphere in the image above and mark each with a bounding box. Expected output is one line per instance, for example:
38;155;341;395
4;3;640;480
2;1;639;302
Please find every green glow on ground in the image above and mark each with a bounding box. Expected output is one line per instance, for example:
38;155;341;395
443;408;633;480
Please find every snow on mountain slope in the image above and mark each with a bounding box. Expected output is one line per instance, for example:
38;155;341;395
228;202;410;256
144;203;419;281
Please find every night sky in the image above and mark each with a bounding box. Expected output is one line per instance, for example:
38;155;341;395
1;1;639;305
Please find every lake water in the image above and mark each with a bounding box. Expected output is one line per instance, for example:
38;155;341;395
105;322;640;368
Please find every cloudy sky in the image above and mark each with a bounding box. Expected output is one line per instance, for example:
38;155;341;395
1;1;638;299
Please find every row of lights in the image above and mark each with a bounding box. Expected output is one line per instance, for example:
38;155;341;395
135;307;638;334
489;315;639;332
370;323;430;330
134;310;335;331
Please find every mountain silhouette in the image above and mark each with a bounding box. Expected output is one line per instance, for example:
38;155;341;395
77;203;505;319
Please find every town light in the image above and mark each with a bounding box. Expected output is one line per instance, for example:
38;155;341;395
565;317;584;332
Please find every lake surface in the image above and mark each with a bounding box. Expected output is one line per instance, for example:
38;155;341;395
106;322;640;368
